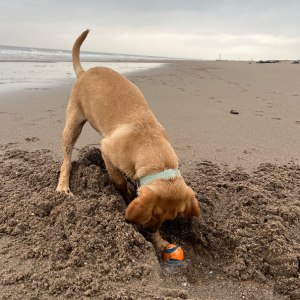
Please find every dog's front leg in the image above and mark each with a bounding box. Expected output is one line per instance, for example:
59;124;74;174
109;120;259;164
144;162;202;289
101;143;132;204
149;231;170;253
104;159;132;204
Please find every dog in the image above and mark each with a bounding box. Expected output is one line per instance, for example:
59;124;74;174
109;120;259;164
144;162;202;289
56;30;200;252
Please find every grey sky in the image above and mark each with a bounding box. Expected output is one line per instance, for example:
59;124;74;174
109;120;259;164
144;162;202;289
1;0;299;60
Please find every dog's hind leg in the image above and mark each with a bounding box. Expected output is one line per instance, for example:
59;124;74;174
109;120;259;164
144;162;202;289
56;102;85;196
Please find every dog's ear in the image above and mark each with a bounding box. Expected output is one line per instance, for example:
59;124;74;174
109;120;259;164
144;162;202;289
180;187;200;218
125;187;157;225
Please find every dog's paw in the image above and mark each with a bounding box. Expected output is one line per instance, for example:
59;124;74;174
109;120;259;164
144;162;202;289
64;188;74;197
56;185;74;196
158;240;170;253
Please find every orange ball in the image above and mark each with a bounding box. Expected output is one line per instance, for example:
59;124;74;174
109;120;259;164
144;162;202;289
163;244;184;261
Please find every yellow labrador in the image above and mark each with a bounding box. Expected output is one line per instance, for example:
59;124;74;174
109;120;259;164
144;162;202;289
57;30;200;252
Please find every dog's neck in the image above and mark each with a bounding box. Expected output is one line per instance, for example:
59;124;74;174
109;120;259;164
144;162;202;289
137;169;181;187
133;144;178;181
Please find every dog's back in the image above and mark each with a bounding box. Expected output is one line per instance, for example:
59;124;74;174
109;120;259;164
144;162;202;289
71;30;156;138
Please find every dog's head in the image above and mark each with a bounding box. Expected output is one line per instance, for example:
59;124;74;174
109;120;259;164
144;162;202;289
125;177;200;232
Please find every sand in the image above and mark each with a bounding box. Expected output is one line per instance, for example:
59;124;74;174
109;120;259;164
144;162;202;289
1;60;300;299
1;60;300;171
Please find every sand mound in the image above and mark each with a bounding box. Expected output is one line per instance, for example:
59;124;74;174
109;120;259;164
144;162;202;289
181;161;300;299
0;147;187;299
1;147;300;299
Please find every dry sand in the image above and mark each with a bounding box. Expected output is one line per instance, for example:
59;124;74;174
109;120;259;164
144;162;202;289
1;60;300;171
1;60;300;300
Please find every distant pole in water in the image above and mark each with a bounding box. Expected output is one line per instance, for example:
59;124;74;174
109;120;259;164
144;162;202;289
218;54;222;61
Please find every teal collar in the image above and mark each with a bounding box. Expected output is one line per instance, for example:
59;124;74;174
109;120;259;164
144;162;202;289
137;169;181;188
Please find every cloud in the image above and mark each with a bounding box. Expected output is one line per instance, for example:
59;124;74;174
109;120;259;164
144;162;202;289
1;0;300;60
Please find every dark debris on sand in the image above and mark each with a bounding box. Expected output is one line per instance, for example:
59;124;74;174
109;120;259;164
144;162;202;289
1;147;300;299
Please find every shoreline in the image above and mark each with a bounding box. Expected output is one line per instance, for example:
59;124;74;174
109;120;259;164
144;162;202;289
0;61;170;93
1;60;300;172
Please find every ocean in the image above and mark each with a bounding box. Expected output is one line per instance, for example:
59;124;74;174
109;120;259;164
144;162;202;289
0;45;173;93
0;45;173;62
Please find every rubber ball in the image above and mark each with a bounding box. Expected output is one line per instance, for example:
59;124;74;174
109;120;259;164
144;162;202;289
163;244;184;261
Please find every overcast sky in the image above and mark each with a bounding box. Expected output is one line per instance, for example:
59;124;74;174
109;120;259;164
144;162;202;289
1;0;300;60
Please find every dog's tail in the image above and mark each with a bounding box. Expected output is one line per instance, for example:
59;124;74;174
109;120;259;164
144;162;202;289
72;29;90;79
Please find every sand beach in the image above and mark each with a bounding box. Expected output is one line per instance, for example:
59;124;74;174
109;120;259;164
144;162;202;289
1;60;300;171
1;59;300;299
